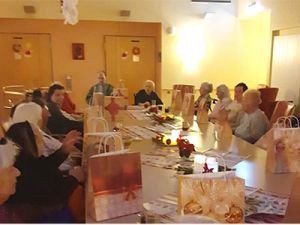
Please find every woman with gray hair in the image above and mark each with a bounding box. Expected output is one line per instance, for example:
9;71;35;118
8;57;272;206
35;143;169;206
134;80;163;106
194;82;213;114
209;84;232;120
234;89;269;143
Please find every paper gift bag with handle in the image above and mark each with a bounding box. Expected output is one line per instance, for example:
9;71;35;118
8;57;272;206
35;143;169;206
266;116;300;173
112;88;129;106
104;96;127;123
181;93;195;125
91;92;104;106
89;151;143;221
171;89;183;116
196;98;209;124
177;171;245;223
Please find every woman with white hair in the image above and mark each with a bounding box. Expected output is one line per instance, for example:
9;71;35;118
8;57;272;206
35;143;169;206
194;82;213;114
134;80;163;106
209;84;232;120
234;89;269;143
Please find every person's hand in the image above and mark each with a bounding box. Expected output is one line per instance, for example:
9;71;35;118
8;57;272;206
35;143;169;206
69;166;85;183
62;130;82;154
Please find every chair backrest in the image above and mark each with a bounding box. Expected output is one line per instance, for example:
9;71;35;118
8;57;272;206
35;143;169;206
2;85;26;109
86;117;109;133
258;87;279;119
269;101;295;129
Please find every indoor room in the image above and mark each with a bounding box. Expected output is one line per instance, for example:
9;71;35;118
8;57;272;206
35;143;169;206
0;0;300;223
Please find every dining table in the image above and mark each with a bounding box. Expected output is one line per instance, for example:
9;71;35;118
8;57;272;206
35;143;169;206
83;109;299;223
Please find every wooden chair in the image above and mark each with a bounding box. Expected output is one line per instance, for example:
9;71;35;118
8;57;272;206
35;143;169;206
269;101;295;129
258;87;279;119
2;85;26;109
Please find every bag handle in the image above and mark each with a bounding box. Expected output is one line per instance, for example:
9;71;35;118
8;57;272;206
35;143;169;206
87;117;108;132
276;116;299;128
102;133;124;153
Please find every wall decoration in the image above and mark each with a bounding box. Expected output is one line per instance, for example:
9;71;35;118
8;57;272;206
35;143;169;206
132;47;140;55
72;43;85;60
12;43;22;60
61;0;79;25
24;42;33;58
121;51;128;60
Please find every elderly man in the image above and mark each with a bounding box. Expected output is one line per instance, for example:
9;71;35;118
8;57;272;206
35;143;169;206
234;89;269;144
86;71;114;105
134;80;163;106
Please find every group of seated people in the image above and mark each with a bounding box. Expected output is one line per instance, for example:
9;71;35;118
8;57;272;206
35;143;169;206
0;69;271;222
194;82;269;143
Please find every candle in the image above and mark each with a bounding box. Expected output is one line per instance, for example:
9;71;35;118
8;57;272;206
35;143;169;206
194;154;206;174
206;157;219;172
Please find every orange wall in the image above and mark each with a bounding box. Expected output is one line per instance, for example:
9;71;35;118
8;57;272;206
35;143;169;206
0;18;161;120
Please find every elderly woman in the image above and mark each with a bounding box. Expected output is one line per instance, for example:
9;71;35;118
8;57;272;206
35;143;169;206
194;82;213;114
86;71;114;105
4;121;84;222
209;84;232;120
234;89;269;144
134;80;163;106
47;84;83;135
12;101;81;171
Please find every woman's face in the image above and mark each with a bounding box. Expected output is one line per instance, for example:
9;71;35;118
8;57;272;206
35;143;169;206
216;88;224;100
51;89;65;106
0;167;20;204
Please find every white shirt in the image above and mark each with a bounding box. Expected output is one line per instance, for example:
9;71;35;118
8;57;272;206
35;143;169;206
235;108;269;144
210;97;232;118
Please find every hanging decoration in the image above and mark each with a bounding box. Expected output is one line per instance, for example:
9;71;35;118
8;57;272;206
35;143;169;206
24;42;33;58
132;47;141;63
12;43;22;60
60;0;79;25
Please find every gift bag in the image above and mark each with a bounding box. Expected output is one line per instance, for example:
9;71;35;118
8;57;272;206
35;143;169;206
181;93;195;125
83;106;103;134
173;84;195;101
91;92;104;106
171;90;183;116
89;151;143;221
104;96;127;122
112;88;129;106
266;116;300;173
86;117;109;133
196;98;209;124
177;172;245;223
214;107;232;140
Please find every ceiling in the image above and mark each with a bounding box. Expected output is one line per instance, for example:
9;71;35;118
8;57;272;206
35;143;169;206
0;0;238;24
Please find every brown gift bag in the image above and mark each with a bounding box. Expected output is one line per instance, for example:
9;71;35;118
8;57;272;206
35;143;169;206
196;98;209;124
177;172;245;223
214;107;232;140
104;96;127;122
181;93;195;125
112;88;129;106
91;92;104;106
89;151;143;221
266;116;300;173
171;89;183;116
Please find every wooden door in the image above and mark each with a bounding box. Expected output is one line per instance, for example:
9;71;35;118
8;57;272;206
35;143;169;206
105;36;156;104
0;33;52;121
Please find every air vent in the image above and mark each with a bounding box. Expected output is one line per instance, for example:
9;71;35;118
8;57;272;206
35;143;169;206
24;5;36;14
191;0;231;3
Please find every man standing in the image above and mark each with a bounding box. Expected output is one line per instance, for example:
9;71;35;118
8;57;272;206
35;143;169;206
86;71;114;105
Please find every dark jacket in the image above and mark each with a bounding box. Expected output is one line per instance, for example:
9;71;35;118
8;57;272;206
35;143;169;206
134;89;163;105
47;101;83;135
86;83;114;105
5;122;78;206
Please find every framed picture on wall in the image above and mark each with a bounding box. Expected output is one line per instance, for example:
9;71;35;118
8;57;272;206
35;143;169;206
72;43;85;60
